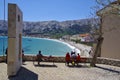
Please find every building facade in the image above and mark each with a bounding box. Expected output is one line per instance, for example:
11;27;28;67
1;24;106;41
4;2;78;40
97;2;120;59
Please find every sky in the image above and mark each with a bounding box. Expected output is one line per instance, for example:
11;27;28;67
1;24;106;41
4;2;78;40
0;0;96;22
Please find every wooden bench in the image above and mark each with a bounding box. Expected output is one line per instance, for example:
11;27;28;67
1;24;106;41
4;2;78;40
79;57;87;63
34;55;55;65
65;57;87;66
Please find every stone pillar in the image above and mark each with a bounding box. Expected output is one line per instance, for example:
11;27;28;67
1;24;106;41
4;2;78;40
8;3;23;76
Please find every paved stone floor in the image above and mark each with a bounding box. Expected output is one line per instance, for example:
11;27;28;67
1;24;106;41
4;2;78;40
0;62;120;80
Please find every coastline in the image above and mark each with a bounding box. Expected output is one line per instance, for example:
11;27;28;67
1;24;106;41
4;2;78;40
0;36;91;57
23;36;80;53
61;40;92;57
23;36;76;51
24;36;92;57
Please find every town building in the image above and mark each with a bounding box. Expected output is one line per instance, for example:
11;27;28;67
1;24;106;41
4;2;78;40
97;1;120;59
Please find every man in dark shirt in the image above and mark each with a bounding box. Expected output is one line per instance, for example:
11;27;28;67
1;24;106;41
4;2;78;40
37;50;43;65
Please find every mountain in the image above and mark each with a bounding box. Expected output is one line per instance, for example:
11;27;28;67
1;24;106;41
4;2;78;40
0;18;99;38
0;20;7;34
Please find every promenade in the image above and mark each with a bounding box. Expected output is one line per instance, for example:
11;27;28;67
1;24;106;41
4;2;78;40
0;62;120;80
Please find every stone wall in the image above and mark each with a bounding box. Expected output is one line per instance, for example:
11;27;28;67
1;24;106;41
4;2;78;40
96;57;120;67
0;56;6;62
1;55;119;67
22;55;120;67
23;55;65;62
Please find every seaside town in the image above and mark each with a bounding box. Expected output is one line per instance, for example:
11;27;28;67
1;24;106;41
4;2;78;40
0;0;120;80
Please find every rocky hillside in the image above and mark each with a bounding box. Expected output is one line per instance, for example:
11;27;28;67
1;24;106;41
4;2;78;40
0;18;99;38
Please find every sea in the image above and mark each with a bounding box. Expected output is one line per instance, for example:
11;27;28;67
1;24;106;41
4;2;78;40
0;36;74;56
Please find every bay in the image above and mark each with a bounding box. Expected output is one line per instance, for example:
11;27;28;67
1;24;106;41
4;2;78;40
0;36;72;56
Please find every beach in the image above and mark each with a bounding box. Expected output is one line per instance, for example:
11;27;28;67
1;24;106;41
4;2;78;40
38;37;92;57
61;39;92;57
0;62;120;80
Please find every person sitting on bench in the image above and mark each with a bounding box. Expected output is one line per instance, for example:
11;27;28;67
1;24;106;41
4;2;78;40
71;52;77;66
65;52;70;65
37;50;43;65
76;53;81;65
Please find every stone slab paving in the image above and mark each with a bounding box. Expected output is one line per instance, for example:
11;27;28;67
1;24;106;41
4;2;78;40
0;62;120;80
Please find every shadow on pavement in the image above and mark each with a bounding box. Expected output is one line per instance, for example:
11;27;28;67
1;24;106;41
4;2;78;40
34;64;57;68
8;67;38;80
67;64;90;68
96;66;120;74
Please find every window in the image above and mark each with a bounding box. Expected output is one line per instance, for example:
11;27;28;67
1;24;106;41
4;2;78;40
18;15;20;22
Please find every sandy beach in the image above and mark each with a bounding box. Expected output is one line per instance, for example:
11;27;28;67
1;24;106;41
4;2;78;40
61;40;92;57
0;62;120;80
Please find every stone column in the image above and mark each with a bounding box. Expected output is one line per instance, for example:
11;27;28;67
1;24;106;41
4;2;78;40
8;3;23;76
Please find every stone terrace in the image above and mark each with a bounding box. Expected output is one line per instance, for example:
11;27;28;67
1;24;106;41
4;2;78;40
0;62;120;80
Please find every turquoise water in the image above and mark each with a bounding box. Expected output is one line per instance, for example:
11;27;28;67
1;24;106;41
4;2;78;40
0;36;72;56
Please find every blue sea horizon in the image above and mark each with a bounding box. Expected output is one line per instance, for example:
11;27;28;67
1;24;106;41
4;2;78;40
0;36;72;56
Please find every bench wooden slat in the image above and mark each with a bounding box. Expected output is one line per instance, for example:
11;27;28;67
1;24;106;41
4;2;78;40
65;57;87;66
